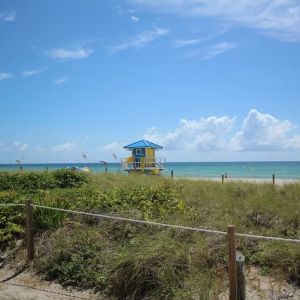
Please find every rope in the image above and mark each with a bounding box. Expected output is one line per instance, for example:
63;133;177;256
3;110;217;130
0;203;25;207
236;232;300;243
1;202;300;244
32;204;227;235
33;204;300;243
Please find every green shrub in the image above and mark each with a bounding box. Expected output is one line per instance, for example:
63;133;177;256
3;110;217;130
52;169;88;188
110;183;185;220
0;206;24;250
0;170;88;192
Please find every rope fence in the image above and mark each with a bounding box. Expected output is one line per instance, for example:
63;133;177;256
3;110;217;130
2;202;298;243
1;201;300;300
0;203;25;207
32;204;300;244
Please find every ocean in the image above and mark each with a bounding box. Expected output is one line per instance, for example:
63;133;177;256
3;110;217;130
1;161;300;179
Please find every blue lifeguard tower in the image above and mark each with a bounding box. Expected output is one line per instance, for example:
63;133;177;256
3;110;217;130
121;139;166;175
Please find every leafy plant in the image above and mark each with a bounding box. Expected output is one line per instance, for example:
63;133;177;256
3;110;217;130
0;206;24;250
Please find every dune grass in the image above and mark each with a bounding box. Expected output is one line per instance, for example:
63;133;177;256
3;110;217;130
1;171;300;298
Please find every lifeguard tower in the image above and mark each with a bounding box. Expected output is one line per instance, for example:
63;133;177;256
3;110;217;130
121;139;166;175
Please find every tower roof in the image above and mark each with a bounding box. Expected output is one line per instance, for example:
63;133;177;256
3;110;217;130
123;139;163;150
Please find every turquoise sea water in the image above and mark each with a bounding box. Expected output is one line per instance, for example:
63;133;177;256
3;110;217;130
1;162;300;179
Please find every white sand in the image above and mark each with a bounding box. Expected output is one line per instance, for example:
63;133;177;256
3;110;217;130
175;176;300;185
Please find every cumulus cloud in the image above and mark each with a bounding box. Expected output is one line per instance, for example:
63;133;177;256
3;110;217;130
35;145;47;153
109;26;169;54
144;116;236;151
51;142;76;152
48;48;93;60
143;109;300;152
0;141;29;152
0;72;13;80
130;0;300;42
102;142;122;152
231;109;300;151
19;144;29;151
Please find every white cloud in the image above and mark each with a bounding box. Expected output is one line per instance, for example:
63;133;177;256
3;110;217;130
110;26;169;54
143;109;300;152
130;0;300;42
102;142;122;152
22;68;46;77
48;48;93;60
0;72;13;80
53;77;68;85
0;11;16;22
35;145;47;153
51;142;76;153
19;144;29;151
13;141;28;151
131;15;140;22
0;141;29;152
231;109;300;151
174;38;206;48
183;42;237;59
144;116;236;151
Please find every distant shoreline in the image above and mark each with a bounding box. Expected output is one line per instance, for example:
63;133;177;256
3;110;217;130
1;161;300;181
176;177;300;185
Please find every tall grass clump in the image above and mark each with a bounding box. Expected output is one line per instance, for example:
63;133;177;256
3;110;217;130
35;225;223;299
35;225;113;290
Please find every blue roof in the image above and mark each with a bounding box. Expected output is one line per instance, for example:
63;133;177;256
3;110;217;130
123;139;163;150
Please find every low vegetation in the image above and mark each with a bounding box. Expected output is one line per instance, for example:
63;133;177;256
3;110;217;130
1;170;300;298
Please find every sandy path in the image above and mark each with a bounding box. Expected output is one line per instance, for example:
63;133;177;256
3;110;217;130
0;270;108;300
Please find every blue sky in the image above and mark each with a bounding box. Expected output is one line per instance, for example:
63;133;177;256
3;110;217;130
1;0;300;163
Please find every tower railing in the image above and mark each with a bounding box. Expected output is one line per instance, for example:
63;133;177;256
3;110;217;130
121;157;166;170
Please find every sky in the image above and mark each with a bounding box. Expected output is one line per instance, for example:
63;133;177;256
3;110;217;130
1;0;300;163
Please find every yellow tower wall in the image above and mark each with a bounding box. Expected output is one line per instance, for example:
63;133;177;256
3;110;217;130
146;148;155;158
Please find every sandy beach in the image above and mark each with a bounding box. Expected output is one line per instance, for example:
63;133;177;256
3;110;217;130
176;177;300;185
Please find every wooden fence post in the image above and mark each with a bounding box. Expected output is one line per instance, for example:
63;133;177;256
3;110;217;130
272;174;275;185
25;200;34;261
228;225;237;300
171;170;174;179
236;251;246;300
222;174;225;183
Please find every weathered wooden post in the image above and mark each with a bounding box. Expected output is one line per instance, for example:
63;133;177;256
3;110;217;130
25;200;34;260
236;251;246;300
171;170;174;179
272;174;275;185
228;225;237;300
222;174;225;183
